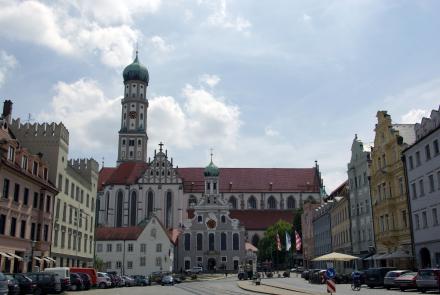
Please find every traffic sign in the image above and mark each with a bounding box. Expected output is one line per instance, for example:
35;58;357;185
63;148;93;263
327;279;336;293
325;267;336;279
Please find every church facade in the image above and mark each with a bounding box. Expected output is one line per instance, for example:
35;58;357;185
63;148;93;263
97;54;324;272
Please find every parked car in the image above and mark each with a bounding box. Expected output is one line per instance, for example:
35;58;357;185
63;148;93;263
121;276;136;287
96;272;112;289
106;272;122;287
310;269;326;284
4;274;20;295
26;272;62;295
43;268;70;291
394;272;418;291
192;266;203;274
161;275;174;286
0;273;8;295
365;267;396;288
301;269;311;280
416;268;440;293
384;270;410;289
150;272;164;284
74;273;91;290
69;268;97;287
69;273;84;291
132;275;150;286
9;273;36;295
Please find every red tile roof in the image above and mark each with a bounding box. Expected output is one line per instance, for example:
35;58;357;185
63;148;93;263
95;226;144;241
98;167;116;191
102;162;148;188
187;209;295;230
168;228;181;245
178;168;319;193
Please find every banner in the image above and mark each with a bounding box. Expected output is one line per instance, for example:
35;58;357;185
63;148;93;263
295;230;302;251
285;232;291;251
276;232;281;251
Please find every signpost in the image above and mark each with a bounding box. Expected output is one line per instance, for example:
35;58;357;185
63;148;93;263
326;268;336;294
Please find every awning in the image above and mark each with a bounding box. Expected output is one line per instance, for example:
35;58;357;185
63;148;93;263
364;253;387;260
359;252;374;260
7;253;23;261
0;252;12;259
33;257;42;262
44;257;56;263
386;250;413;259
43;257;54;263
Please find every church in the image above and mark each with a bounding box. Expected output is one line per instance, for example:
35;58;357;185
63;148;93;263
96;53;324;272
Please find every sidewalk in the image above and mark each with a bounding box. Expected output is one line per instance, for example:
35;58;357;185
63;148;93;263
237;280;327;295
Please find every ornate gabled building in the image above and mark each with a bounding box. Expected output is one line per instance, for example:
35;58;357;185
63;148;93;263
96;53;325;272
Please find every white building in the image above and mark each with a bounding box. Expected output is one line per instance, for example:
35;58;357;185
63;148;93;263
403;106;440;268
95;215;175;276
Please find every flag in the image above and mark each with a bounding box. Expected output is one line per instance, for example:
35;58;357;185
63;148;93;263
285;232;292;251
295;230;302;251
276;232;281;251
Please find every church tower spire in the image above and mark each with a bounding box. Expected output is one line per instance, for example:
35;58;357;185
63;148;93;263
117;51;149;164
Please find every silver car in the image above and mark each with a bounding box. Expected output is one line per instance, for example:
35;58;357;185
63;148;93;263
416;269;440;293
384;270;410;289
0;273;7;295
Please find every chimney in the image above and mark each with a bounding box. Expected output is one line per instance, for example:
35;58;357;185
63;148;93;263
2;100;13;124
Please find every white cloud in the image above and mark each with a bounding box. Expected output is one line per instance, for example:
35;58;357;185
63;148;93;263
38;79;120;151
0;50;17;88
301;13;312;22
203;0;251;32
264;126;279;137
401;109;429;124
150;36;174;54
199;74;220;87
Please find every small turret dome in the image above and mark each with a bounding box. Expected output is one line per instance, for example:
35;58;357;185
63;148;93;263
204;160;219;177
123;52;149;84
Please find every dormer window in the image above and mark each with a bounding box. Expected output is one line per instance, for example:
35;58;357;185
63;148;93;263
21;156;28;170
32;162;38;175
44;168;48;180
7;146;15;161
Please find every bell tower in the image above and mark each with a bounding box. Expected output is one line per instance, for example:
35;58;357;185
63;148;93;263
117;51;149;164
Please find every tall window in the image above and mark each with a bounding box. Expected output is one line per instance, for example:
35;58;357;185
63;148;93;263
116;191;123;227
247;196;256;209
229;196;237;209
208;233;215;251
287;196;296;209
130;191;137;226
105;192;110;222
233;233;239;250
221;233;227;250
165;191;172;228
197;233;203;251
184;233;191;251
267;196;276;209
188;195;197;207
2;178;9;198
147;191;154;219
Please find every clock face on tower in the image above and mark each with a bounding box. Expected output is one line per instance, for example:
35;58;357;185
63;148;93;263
129;111;137;119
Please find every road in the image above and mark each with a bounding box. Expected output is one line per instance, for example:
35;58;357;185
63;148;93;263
67;275;432;295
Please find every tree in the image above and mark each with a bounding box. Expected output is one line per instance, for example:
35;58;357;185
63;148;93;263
94;256;104;271
293;208;303;236
257;220;293;267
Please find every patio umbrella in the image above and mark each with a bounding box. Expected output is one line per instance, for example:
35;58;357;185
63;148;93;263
312;252;359;262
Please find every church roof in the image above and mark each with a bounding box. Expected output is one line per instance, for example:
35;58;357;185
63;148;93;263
102;162;148;188
187;209;295;230
98;167;117;191
95;226;144;241
178;167;319;193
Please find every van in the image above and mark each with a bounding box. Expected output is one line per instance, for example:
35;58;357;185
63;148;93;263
44;267;70;290
70;267;97;286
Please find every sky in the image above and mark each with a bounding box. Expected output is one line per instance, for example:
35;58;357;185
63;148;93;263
1;0;440;192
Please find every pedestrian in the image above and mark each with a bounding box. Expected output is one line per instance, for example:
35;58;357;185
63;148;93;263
225;271;228;277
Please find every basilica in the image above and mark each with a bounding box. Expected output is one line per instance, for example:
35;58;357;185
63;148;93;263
96;53;324;272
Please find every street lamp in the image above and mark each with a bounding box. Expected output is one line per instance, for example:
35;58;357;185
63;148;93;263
30;240;36;272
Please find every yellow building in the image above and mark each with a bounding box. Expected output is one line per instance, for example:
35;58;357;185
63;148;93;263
370;111;415;268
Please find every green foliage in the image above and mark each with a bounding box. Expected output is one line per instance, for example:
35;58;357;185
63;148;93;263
94;256;104;271
293;208;303;235
257;220;293;264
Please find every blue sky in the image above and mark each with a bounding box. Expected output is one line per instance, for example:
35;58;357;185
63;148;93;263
1;0;439;191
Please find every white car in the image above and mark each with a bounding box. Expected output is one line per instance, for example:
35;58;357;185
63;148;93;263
192;267;203;274
96;272;112;288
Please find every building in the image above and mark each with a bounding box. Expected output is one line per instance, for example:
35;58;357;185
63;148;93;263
347;135;375;262
312;200;332;269
0;100;58;273
95;215;175;275
329;181;352;273
177;159;256;272
370;111;415;268
301;201;320;268
97;53;324;252
10;117;99;268
403;106;440;268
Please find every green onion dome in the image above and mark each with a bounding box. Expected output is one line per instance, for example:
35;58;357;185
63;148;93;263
204;160;220;177
123;52;149;84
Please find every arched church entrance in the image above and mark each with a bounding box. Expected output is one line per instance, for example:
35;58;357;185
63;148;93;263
207;258;217;271
420;247;431;268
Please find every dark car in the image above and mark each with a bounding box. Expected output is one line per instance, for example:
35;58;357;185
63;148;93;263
150;272;164;284
365;267;397;288
26;272;62;295
73;273;91;290
4;274;20;295
106;272;122;287
0;273;8;295
9;273;36;295
132;275;150;286
161;275;174;286
383;270;409;289
394;272;418;291
416;268;440;293
69;273;84;291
